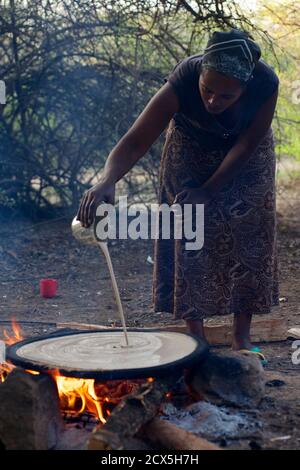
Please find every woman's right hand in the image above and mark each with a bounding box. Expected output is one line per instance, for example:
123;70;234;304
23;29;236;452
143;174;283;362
76;178;116;228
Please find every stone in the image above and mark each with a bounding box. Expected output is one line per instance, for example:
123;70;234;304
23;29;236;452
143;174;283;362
0;368;63;449
187;351;265;408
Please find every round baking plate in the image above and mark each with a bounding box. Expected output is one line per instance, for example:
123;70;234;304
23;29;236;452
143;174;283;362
6;329;209;380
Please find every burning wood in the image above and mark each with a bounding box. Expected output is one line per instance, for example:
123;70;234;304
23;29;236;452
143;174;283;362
87;379;223;451
88;378;170;450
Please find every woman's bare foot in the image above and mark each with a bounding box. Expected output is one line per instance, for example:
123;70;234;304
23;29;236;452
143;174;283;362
183;320;208;386
185;319;205;337
231;311;253;350
231;335;253;351
185;319;210;348
184;319;209;387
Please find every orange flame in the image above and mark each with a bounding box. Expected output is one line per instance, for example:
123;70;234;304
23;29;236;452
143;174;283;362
1;319;24;382
53;369;107;424
0;363;11;383
3;319;23;345
53;370;145;424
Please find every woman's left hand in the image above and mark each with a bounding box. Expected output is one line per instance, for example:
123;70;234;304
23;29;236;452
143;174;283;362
173;187;212;205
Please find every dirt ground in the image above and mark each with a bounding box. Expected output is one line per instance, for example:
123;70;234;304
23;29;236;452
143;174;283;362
0;176;299;450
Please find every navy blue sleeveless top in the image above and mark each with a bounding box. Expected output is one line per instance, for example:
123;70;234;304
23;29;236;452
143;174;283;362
164;53;279;150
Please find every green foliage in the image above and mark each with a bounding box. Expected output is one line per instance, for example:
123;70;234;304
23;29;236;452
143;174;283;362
256;0;300;161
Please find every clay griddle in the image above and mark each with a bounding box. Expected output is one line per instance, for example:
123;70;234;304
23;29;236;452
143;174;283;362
6;329;209;380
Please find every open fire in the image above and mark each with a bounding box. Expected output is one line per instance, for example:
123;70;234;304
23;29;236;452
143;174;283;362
0;321;150;424
0;320;262;451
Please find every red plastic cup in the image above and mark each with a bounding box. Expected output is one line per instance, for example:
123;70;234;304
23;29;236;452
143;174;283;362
40;279;57;298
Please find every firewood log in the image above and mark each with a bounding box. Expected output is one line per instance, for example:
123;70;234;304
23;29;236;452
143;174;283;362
143;417;222;450
87;379;169;450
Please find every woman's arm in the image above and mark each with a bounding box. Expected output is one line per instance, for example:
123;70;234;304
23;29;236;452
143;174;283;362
77;83;179;226
201;88;279;198
101;82;179;185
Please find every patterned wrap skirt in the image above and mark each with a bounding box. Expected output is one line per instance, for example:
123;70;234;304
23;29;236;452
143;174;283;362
152;118;280;321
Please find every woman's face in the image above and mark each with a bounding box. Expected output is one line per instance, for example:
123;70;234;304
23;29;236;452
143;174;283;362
199;68;244;114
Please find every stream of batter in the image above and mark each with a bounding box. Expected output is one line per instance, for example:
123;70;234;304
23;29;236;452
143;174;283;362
98;241;129;347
